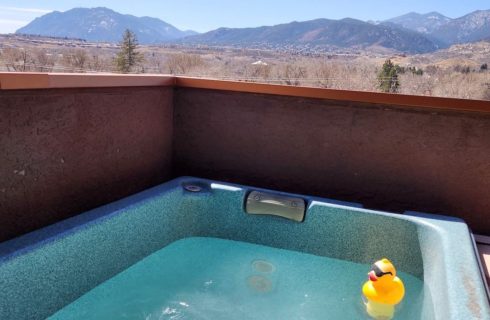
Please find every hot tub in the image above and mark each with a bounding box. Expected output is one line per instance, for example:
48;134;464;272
0;177;488;319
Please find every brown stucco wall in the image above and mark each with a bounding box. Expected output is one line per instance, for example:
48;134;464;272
0;87;173;242
2;82;490;241
173;88;490;234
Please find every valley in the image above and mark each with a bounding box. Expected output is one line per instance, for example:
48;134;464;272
1;7;489;100
1;33;489;100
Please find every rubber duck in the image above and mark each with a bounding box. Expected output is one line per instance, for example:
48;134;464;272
362;258;405;320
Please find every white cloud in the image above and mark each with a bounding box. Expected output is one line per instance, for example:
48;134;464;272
0;19;29;25
0;19;29;33
0;6;52;33
0;6;53;14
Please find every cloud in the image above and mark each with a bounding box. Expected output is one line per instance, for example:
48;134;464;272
0;6;51;33
0;19;29;33
0;19;29;25
0;6;52;14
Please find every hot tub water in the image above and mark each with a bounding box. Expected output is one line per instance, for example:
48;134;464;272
49;237;425;320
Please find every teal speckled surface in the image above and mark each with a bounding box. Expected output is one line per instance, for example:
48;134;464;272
0;177;488;320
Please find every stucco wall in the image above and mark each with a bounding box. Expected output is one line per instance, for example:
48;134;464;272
174;88;490;234
0;87;174;242
1;84;489;240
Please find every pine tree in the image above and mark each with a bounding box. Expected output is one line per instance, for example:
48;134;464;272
115;29;143;73
377;59;400;93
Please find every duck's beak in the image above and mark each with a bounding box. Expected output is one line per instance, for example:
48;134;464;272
368;271;378;282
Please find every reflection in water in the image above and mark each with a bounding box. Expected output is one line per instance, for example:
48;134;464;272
247;275;273;293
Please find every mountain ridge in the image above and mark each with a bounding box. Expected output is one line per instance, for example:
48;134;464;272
180;17;440;53
430;10;490;45
16;7;198;44
385;11;451;34
14;7;490;52
385;9;490;45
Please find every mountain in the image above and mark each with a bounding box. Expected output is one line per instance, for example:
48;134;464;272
386;10;490;46
15;7;489;52
181;18;439;53
16;7;197;43
385;12;451;34
431;10;490;45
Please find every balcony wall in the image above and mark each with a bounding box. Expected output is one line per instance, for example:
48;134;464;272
173;85;490;235
1;73;490;241
0;85;174;242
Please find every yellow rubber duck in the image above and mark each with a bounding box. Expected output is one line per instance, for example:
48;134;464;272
362;258;405;320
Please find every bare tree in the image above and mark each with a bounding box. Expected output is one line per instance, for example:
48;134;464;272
314;61;334;88
482;84;490;101
165;53;204;75
87;54;110;72
243;63;272;81
147;52;166;74
278;64;307;86
62;49;88;72
2;48;32;71
32;48;57;72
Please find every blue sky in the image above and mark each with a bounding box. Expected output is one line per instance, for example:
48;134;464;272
0;0;488;33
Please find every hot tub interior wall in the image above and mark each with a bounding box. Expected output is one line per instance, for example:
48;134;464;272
0;181;429;319
1;84;490;242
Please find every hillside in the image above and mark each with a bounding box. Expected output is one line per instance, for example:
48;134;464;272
387;10;490;46
181;18;439;53
385;12;451;34
432;10;490;45
16;7;197;44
